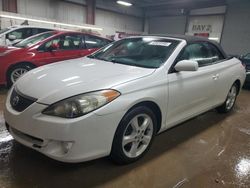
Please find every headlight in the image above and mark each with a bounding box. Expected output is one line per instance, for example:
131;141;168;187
42;90;120;118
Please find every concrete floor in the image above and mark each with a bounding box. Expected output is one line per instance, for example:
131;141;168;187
0;88;249;188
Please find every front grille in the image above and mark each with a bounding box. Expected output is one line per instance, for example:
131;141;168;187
10;88;37;112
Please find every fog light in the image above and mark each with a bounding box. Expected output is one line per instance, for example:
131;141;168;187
45;140;74;156
62;141;74;154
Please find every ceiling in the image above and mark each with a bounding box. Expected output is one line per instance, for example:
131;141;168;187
127;0;226;10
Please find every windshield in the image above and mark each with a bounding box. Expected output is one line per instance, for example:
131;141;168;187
0;28;10;34
88;37;179;68
14;32;54;48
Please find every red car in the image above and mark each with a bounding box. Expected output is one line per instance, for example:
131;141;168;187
0;31;111;87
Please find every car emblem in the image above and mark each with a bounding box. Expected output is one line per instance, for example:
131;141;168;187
12;96;20;106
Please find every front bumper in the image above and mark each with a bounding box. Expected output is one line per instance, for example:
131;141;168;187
4;92;125;163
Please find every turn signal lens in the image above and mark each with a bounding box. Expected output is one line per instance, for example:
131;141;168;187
101;90;121;102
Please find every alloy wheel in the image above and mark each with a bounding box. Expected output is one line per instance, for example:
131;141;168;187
10;68;28;83
122;114;154;158
226;85;237;110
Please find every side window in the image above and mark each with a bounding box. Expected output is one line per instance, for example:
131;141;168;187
32;28;39;35
59;34;82;50
45;38;60;49
38;37;60;51
101;39;111;46
204;43;225;63
179;43;213;67
39;34;82;51
7;28;32;40
32;28;51;35
85;35;107;49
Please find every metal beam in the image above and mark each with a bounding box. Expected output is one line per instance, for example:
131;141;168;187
86;0;96;25
132;0;226;8
143;0;226;11
63;0;144;18
2;0;17;13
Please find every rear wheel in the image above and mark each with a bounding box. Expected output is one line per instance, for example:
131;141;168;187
110;106;157;164
7;63;35;88
216;83;238;113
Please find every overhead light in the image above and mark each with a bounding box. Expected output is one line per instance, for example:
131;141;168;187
0;14;103;31
117;1;132;6
209;37;219;41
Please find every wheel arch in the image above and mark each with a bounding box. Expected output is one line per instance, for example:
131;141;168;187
6;61;37;87
6;61;36;74
234;79;241;95
126;101;163;133
110;100;163;164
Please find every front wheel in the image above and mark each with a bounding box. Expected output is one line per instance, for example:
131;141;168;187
216;83;238;113
7;64;34;88
110;106;157;164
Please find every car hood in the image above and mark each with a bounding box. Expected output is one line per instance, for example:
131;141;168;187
15;57;156;104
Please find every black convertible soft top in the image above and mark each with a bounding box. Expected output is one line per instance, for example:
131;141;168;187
142;34;228;58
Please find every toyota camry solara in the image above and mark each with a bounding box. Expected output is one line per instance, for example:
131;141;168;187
4;35;246;164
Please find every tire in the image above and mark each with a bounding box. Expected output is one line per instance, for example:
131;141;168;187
110;106;157;165
7;63;35;88
216;83;238;113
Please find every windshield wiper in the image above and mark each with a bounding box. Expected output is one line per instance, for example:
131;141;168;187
87;55;95;58
108;58;156;68
87;56;111;62
87;56;155;68
124;63;155;69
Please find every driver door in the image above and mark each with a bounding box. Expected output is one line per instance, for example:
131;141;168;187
166;42;218;128
34;34;84;66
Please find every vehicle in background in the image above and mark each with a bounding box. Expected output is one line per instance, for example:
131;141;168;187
0;31;112;87
0;25;54;46
239;53;250;87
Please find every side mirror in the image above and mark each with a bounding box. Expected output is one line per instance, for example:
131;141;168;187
174;60;198;72
8;34;17;41
47;43;59;52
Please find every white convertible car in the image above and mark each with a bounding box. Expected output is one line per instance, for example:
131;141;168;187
4;35;246;164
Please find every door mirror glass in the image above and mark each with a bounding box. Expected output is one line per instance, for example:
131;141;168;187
8;34;17;41
174;60;198;72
